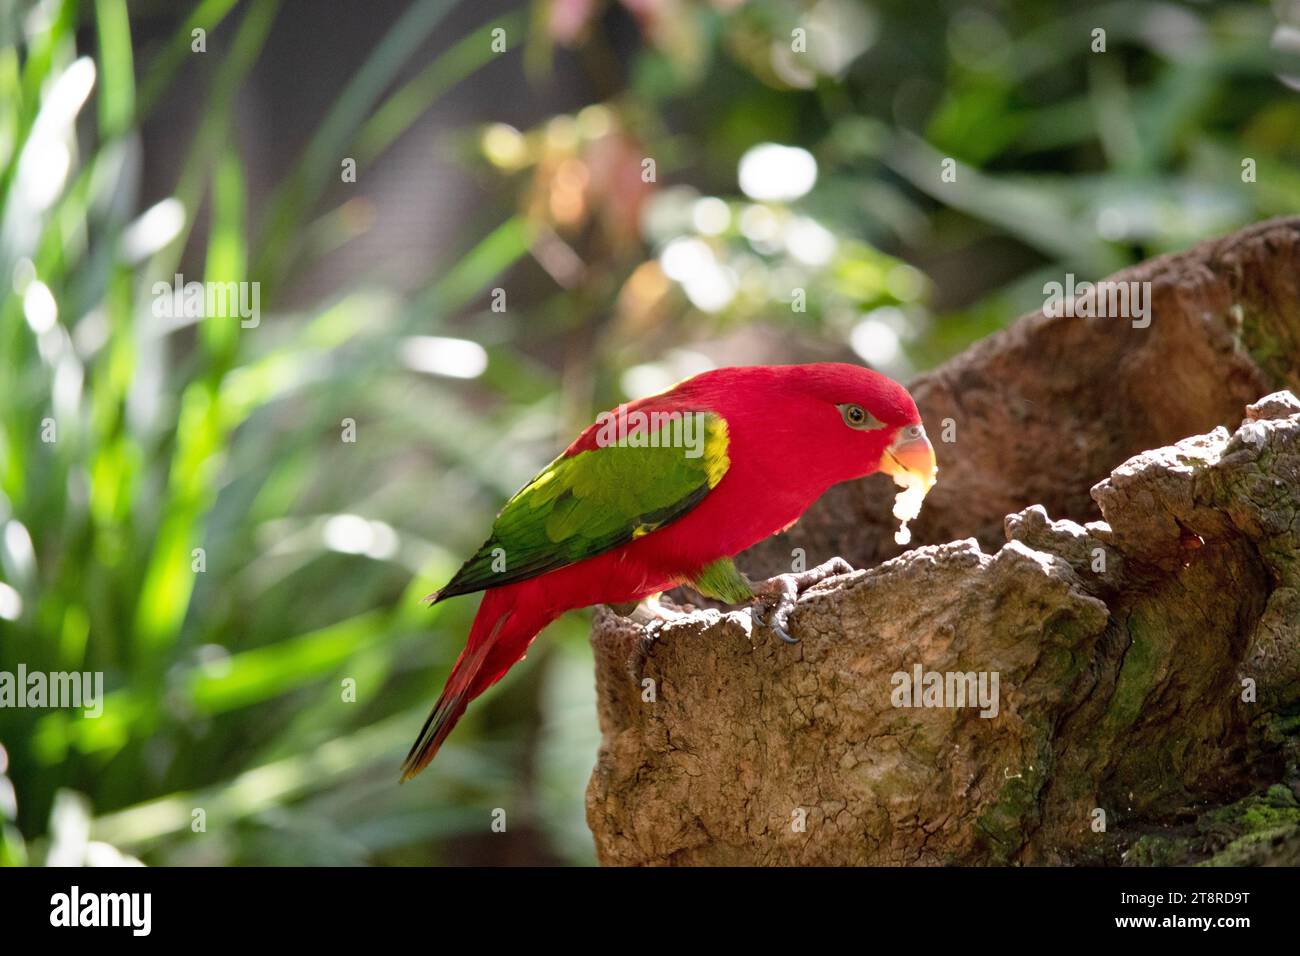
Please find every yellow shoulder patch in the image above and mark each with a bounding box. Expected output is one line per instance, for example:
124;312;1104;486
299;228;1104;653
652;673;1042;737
702;415;731;488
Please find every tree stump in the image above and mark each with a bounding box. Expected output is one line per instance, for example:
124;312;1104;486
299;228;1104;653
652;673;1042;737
585;218;1300;866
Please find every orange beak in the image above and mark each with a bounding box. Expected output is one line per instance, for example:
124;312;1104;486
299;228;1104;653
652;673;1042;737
880;426;938;491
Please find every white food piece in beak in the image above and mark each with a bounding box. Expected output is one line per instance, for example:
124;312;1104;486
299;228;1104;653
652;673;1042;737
880;425;938;546
890;472;929;546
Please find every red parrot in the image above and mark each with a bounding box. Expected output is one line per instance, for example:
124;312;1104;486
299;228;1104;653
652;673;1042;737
402;362;936;779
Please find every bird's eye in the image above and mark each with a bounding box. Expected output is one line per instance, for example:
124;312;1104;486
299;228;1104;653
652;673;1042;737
838;403;883;430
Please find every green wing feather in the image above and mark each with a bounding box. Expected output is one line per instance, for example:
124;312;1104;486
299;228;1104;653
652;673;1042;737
432;411;730;601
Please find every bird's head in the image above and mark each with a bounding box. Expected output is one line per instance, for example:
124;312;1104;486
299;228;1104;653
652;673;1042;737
772;362;938;493
656;362;938;527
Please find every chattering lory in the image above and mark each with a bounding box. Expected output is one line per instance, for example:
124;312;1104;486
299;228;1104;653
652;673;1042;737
402;362;937;780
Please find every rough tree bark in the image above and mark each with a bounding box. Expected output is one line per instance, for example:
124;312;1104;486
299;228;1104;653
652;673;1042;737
585;217;1300;866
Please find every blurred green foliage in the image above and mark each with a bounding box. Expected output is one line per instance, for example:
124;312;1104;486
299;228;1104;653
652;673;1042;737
0;0;1296;865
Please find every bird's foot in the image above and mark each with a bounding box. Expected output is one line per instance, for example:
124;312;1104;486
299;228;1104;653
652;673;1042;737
626;624;662;688
619;594;692;685
750;557;855;644
608;592;692;625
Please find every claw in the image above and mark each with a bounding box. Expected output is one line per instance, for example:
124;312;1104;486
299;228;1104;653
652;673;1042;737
751;598;798;643
772;619;800;645
626;623;664;686
749;557;855;646
623;595;686;685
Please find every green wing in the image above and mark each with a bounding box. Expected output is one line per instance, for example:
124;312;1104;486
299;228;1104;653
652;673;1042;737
433;411;730;601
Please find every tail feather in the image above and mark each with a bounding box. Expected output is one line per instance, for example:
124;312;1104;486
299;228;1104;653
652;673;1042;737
401;589;555;781
399;636;496;782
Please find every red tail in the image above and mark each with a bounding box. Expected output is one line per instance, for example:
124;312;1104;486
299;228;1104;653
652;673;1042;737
400;587;556;781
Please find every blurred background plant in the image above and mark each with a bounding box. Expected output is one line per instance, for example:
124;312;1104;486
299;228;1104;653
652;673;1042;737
0;0;1296;866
